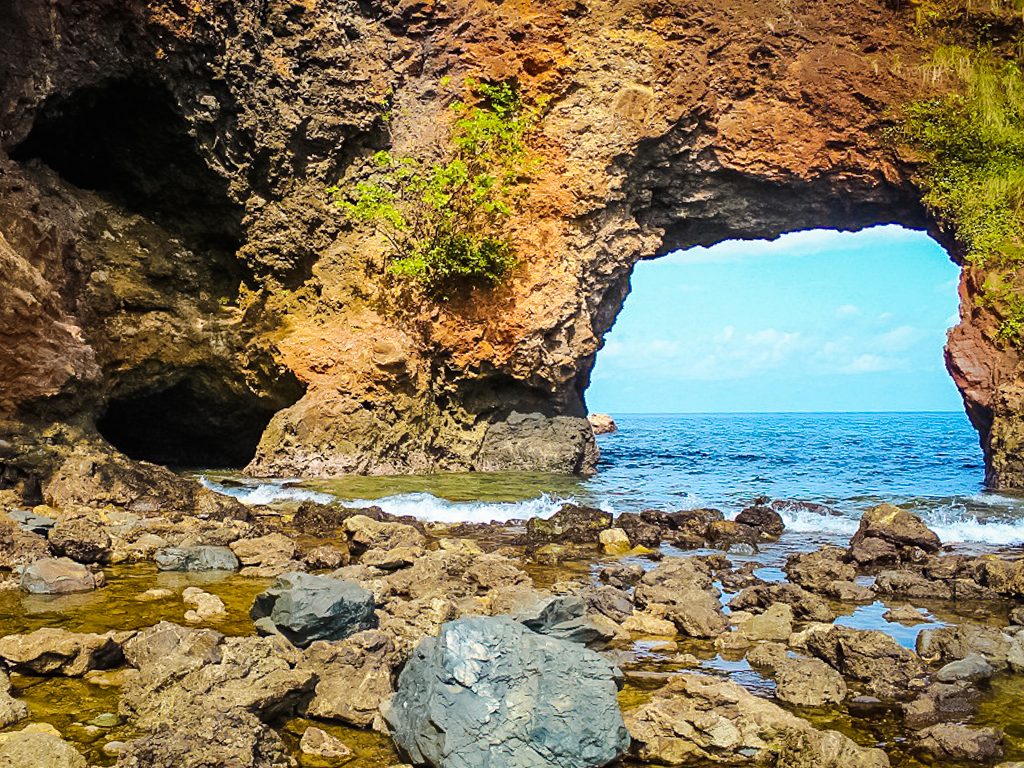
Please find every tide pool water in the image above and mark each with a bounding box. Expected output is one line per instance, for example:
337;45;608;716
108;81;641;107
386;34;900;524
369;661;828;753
202;412;1024;549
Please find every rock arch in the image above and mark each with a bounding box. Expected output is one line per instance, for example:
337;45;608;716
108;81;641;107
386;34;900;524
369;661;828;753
0;0;1020;493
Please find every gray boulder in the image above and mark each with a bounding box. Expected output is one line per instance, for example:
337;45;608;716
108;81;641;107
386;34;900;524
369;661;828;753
384;615;628;768
20;557;102;594
250;572;376;648
154;546;239;572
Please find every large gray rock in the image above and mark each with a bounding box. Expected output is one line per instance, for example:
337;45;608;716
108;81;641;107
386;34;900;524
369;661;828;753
20;557;102;594
384;615;629;768
154;546;239;572
250;572;376;648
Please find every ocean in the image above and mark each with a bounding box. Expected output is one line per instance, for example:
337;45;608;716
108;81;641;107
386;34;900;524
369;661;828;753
202;412;1024;551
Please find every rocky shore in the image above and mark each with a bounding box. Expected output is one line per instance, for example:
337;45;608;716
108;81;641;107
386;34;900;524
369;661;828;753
2;481;1024;767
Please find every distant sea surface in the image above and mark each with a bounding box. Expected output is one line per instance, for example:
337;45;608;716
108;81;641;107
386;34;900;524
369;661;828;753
202;412;1024;550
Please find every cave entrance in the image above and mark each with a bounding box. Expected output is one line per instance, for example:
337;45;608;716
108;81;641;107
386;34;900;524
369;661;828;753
588;225;963;413
96;372;303;470
10;76;244;285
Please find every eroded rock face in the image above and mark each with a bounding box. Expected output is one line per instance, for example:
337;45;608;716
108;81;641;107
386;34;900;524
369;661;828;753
0;0;1019;488
384;615;629;768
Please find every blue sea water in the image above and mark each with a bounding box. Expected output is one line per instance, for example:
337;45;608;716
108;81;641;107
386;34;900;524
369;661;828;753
203;411;1024;549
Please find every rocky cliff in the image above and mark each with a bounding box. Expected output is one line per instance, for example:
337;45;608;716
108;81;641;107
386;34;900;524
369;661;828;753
1;0;1021;497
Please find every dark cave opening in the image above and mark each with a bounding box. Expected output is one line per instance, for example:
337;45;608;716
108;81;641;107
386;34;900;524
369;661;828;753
96;374;301;470
10;77;244;259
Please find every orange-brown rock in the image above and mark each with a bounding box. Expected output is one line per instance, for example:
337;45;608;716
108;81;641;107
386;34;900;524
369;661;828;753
0;0;1020;495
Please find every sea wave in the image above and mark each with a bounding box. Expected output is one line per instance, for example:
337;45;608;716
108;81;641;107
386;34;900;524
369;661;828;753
199;477;336;506
920;506;1024;546
345;492;586;524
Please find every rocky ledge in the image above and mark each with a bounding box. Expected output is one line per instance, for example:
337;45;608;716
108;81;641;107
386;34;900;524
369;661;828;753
2;487;1024;767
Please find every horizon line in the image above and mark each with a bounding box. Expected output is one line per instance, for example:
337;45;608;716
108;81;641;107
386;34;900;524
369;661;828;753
593;409;966;416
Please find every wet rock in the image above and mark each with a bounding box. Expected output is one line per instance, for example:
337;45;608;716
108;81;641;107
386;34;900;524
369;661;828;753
476;413;598;475
775;657;847;707
598;562;644;589
299;727;352;760
523;504;612;545
874;570;952;600
5;508;56;535
182;587;226;623
635;558;727;639
917;624;1013;669
230;533;300;577
361;545;424;570
303;544;350;570
588;413;617;434
305;629;401;726
745;642;790;670
825;580;875;602
736;603;793;642
915;724;1004;763
20;557;102;594
599;527;631;555
902;682;982;729
154;545;239;572
48;516;111;564
785;547;856;592
806;627;927;700
625;673;888;767
509;593;612;645
730;583;835;623
114;706;293;768
884;604;929;624
251;572;377;648
735;504;785;540
848;504;940;565
706;520;758;550
343;515;425;553
122;622;224;673
383;615;629;768
0;627;123;676
583;585;634;623
0;723;86;768
622;612;677;636
936;653;994;684
0;672;27;728
614;512;662;548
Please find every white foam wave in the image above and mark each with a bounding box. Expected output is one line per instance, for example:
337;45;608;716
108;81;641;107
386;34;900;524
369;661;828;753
920;508;1024;546
774;507;859;536
346;492;587;524
199;477;336;506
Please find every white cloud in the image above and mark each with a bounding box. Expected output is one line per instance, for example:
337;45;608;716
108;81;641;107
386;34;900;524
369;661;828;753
840;354;904;374
875;325;921;352
836;304;860;318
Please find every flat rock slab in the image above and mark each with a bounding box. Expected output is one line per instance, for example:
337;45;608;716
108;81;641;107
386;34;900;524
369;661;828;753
155;546;239;572
384;615;629;768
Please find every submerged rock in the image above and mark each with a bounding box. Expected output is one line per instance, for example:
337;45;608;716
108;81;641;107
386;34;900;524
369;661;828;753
384;615;629;768
625;673;888;766
915;724;1004;763
154;546;239;572
251;572;377;648
20;557;103;594
0;672;27;728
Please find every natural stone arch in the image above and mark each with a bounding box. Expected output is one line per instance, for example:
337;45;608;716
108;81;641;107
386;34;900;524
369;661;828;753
0;0;1021;494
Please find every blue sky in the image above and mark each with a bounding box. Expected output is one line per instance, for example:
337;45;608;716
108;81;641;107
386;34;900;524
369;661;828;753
586;226;964;413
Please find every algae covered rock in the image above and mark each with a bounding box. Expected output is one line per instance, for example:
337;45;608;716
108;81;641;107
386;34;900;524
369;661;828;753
384;615;629;768
251;572;377;648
